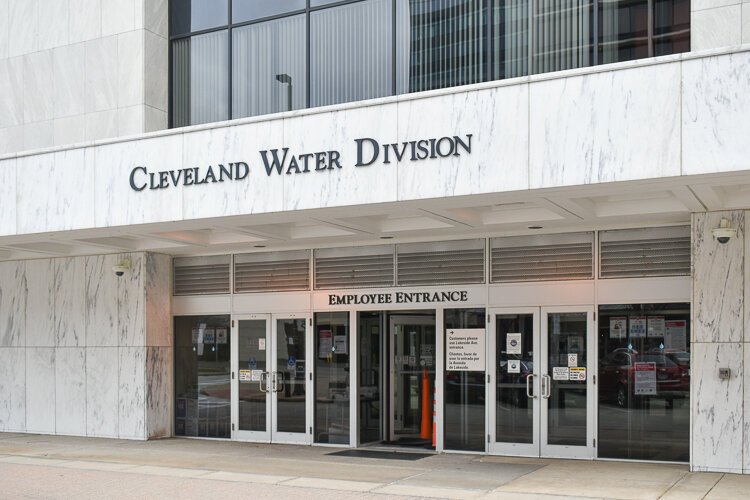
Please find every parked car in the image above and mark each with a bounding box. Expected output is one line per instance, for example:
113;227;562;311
599;350;689;408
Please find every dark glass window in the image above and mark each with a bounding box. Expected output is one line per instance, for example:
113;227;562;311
314;311;350;444
310;0;393;107
232;15;306;118
233;0;306;23
444;308;486;451
654;0;690;56
174;315;231;438
171;31;230;127
170;0;228;35
599;0;650;64
491;1;529;80
598;303;690;461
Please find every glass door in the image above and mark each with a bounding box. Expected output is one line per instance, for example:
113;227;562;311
540;306;595;458
232;314;310;444
488;306;594;458
488;308;540;456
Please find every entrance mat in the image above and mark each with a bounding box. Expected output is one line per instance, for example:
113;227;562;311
327;450;430;461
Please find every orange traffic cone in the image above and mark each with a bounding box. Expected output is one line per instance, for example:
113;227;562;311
420;368;431;440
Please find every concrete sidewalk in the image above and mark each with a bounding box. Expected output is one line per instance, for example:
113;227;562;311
0;433;746;499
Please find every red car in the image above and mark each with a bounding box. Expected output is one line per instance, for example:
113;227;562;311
599;350;689;407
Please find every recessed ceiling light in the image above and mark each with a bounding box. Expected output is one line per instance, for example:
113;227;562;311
253;244;266;248
528;225;543;230
380;236;394;240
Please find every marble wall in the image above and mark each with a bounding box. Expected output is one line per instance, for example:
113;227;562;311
691;210;750;473
692;0;750;51
0;0;168;155
0;252;172;439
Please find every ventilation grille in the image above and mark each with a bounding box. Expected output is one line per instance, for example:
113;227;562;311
397;240;485;286
234;251;310;293
315;246;394;289
600;227;691;278
491;234;594;282
173;256;230;295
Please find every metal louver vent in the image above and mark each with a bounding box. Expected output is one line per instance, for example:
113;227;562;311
491;233;594;283
315;245;394;289
234;250;310;293
173;255;230;295
600;226;691;278
397;240;485;286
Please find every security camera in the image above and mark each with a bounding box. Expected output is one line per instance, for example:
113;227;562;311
712;218;737;244
112;260;131;277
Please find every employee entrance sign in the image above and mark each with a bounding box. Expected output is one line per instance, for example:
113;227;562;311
446;329;485;371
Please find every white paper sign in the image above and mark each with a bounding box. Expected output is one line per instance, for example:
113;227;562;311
203;328;216;344
334;335;348;354
506;333;522;355
258;338;266;351
216;328;227;344
553;367;569;380
665;320;687;351
238;369;252;381
647;317;665;338
634;362;657;395
610;318;627;338
446;329;485;371
630;317;647;338
250;369;263;382
507;359;520;373
567;353;578;367
569;367;587;381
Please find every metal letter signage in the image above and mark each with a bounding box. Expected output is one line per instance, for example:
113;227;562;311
129;134;473;191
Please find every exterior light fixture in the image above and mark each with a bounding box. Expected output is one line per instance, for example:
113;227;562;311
712;218;736;244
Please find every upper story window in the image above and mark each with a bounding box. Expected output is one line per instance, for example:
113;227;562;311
169;0;690;128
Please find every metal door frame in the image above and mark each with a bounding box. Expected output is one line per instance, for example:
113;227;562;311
487;307;541;457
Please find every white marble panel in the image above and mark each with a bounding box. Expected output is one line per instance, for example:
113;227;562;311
118;252;144;347
118;346;145;438
22;120;54;151
55;257;86;347
85;346;118;437
53;115;85;147
25;347;55;433
69;0;101;44
0;348;25;431
102;0;135;36
0;158;17;236
144;0;168;38
85;254;118;346
743;4;750;45
23;51;54;123
144;105;167;132
38;0;69;50
530;62;681;188
25;259;55;347
397;85;528;200
0;0;8;59
146;346;171;438
0;126;24;156
94;133;184;227
691;5;742;51
0;262;26;347
16;148;95;233
118;30;144;108
144;30;167;112
84;109;118;141
682;51;750;175
181;121;284;219
281;104;397;211
0;56;24;128
693;211;744;343
692;0;742;9
84;35;119;113
117;106;144;137
145;253;171;347
744;343;750;473
8;0;37;57
53;43;85;119
55;346;86;435
691;342;744;473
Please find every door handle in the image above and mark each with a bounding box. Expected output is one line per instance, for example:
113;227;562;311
526;374;536;398
541;374;551;399
275;371;284;393
259;372;268;393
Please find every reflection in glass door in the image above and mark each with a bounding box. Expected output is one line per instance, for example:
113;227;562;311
232;314;310;444
489;307;594;458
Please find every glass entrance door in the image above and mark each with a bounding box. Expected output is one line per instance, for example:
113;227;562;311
388;315;436;444
489;306;594;458
232;313;310;444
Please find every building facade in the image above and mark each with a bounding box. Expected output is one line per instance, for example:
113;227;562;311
0;0;749;474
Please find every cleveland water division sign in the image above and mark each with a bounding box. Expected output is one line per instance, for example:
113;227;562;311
128;133;473;191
